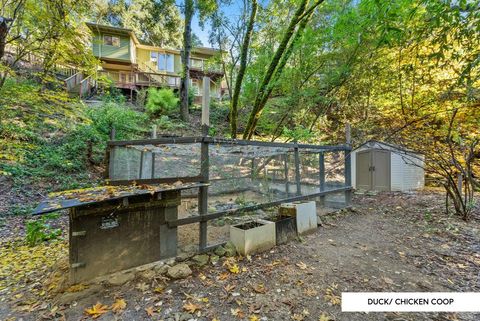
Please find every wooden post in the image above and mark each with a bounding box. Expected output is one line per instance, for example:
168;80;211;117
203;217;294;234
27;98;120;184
108;127;116;179
294;143;301;196
152;125;157;139
201;77;210;132
199;76;210;251
319;152;325;205
283;153;290;195
344;123;352;206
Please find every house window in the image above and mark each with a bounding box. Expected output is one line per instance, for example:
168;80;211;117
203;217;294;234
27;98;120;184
150;51;158;63
157;53;174;72
191;58;203;70
103;35;120;47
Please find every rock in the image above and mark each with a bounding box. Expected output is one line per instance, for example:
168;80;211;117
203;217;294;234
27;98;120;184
108;271;135;286
210;255;219;265
214;245;226;257
176;252;193;262
139;269;155;280
154;263;170;275
224;241;237;257
167;263;192;279
192;254;209;267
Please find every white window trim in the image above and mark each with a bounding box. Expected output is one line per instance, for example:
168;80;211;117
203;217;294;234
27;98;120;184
103;34;120;47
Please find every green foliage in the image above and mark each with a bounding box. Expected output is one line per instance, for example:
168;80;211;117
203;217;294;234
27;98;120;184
146;88;179;116
0;78;149;190
155;115;187;132
25;213;61;247
136;88;149;109
282;126;314;142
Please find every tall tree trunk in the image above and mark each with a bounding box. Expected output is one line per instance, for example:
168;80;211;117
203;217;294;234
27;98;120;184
243;0;322;139
180;0;194;121
230;0;257;138
242;0;312;139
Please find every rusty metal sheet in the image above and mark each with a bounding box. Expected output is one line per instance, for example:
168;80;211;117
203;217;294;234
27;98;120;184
33;182;207;215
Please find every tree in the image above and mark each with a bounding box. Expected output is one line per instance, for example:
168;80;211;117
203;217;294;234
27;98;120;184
0;0;96;88
229;0;257;138
242;0;325;139
179;0;218;122
180;0;194;121
92;0;183;48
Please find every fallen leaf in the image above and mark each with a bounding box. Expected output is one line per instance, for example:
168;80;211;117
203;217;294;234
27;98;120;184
249;315;260;321
111;298;127;313
85;302;109;319
304;288;318;297
218;272;230;280
231;308;245;318
252;283;267;294
183;301;202;313
318;312;333;321
229;264;240;274
136;282;149;292
224;284;236;292
145;306;155;317
296;262;307;270
292;313;304;320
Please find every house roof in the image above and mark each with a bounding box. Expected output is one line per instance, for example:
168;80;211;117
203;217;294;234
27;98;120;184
86;22;220;57
353;140;423;155
86;22;140;45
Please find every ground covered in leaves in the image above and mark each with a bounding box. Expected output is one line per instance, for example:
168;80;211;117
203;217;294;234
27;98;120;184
0;190;479;321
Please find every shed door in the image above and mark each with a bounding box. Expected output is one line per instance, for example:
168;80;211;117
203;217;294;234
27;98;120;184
355;149;391;191
356;151;372;190
372;150;390;191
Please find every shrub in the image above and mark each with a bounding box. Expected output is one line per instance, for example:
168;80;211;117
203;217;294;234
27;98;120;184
145;88;179;116
25;213;61;246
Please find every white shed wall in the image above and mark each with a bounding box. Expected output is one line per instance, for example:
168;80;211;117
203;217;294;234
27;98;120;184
390;153;404;191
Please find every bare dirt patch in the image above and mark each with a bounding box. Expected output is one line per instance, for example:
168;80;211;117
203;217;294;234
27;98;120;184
1;190;479;321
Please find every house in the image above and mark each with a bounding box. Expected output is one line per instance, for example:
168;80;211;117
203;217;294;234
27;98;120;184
351;140;425;192
86;22;226;101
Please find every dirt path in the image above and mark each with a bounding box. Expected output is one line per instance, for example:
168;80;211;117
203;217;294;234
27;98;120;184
1;191;479;321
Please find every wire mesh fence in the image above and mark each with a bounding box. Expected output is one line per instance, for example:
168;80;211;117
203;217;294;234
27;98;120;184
107;136;352;251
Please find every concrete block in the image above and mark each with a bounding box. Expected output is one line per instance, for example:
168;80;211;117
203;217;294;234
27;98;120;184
230;219;275;255
280;201;317;235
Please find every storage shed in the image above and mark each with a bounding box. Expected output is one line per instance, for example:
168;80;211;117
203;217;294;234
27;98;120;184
351;140;424;192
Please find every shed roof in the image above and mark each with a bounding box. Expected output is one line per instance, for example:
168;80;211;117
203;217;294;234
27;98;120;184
353;140;423;155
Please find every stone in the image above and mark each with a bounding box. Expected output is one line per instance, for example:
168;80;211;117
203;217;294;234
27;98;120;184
210;255;219;265
214;245;226;257
139;269;155;280
192;254;209;267
176;252;193;262
224;241;237;257
154;264;170;275
108;271;135;286
167;263;192;279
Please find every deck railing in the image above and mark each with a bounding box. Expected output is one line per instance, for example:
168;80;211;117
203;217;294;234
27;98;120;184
99;70;181;88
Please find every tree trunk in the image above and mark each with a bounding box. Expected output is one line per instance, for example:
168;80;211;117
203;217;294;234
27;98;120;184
243;1;319;139
180;0;194;121
230;0;257;138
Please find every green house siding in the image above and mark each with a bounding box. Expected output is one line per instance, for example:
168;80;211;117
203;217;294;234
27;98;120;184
92;32;131;62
